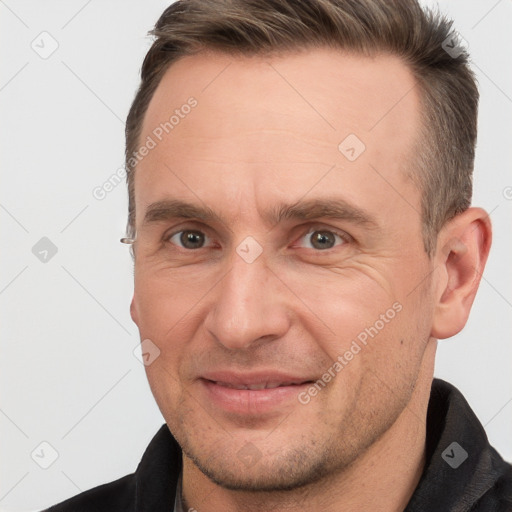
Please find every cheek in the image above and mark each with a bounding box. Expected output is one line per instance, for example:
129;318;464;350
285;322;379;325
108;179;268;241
133;270;205;335
301;266;430;374
133;277;196;395
296;269;397;338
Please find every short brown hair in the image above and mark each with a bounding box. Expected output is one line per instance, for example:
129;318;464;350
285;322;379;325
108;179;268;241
124;0;478;256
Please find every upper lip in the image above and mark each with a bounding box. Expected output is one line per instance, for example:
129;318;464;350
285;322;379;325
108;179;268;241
200;370;315;390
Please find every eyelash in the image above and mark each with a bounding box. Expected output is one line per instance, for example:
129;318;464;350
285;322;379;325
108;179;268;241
163;224;352;253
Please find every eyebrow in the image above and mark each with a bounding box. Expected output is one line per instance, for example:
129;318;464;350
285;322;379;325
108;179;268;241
142;197;378;230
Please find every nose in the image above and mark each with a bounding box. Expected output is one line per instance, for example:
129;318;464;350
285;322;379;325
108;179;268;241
203;249;291;350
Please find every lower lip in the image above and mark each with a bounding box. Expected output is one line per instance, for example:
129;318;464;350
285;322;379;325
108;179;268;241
200;379;312;415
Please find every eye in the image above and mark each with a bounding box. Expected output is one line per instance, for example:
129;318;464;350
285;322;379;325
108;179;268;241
166;229;212;250
296;227;350;251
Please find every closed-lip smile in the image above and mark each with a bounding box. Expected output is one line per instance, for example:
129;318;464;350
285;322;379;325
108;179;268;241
198;370;316;415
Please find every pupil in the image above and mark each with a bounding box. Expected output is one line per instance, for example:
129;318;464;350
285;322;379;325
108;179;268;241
312;231;334;250
181;231;204;249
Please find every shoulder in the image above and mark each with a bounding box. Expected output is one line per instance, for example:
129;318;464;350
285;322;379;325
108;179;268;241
471;458;512;512
41;473;136;512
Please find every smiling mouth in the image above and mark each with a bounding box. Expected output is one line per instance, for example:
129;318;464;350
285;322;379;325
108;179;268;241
199;376;317;414
206;380;313;390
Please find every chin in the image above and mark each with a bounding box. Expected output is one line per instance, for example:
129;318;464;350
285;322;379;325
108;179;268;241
181;437;348;492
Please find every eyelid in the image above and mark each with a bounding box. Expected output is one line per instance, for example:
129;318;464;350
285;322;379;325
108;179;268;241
302;223;352;239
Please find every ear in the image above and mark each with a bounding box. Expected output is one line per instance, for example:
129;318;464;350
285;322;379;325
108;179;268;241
431;207;492;340
130;294;139;326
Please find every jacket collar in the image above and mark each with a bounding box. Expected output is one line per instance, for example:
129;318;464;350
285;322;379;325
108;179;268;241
134;422;182;511
404;378;507;511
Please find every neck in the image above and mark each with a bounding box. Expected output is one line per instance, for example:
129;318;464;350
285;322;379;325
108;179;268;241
182;342;436;512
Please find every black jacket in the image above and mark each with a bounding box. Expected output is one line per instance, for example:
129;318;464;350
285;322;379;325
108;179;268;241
44;378;512;511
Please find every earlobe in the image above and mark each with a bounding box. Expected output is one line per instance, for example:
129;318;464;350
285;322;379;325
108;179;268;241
130;295;139;326
431;208;492;340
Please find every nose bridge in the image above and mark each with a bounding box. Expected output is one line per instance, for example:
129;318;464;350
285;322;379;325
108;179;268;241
204;249;289;349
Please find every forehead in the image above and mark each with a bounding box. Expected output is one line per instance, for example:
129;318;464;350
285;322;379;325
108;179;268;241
135;48;422;230
143;48;420;140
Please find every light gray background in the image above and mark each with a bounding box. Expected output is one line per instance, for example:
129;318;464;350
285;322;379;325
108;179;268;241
1;1;511;510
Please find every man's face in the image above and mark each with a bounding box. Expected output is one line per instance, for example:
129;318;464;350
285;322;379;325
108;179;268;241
130;49;436;490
